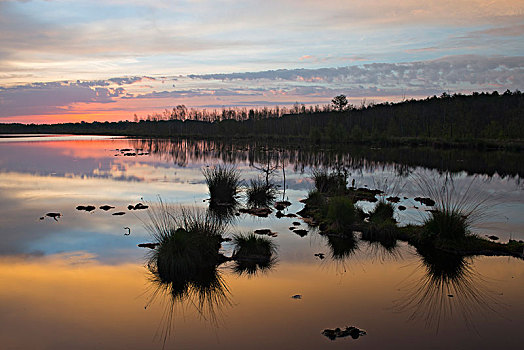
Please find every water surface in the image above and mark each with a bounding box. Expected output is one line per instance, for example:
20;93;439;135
0;135;523;349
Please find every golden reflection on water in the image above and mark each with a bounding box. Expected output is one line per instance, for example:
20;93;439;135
1;252;522;349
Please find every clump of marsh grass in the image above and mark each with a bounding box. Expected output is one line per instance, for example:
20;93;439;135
203;164;241;205
305;190;327;208
326;196;356;231
361;200;399;248
312;168;348;195
143;203;229;285
415;175;493;240
232;233;277;261
368;201;396;224
142;202;232;346
246;178;277;208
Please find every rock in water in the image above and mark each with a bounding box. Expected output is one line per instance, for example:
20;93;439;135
322;326;366;340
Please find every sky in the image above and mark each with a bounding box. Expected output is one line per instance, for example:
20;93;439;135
0;0;523;124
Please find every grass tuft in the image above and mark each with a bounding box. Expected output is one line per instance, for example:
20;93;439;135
203;164;241;204
246;178;277;208
312;168;348;195
326;196;356;230
415;175;493;240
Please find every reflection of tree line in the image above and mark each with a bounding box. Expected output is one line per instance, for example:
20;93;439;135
129;138;523;179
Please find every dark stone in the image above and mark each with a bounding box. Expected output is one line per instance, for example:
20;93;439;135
112;212;126;216
275;210;284;218
486;235;499;240
314;253;325;259
322;326;366;341
386;196;400;203
128;203;149;210
99;205;115;211
398;205;406;211
292;221;301;226
274;201;291;210
239;207;272;217
294;229;308;237
76;205;96;212
46;212;62;221
275;203;286;211
254;229;277;237
285;213;297;218
134;203;149;210
414;197;436;206
138;243;159;249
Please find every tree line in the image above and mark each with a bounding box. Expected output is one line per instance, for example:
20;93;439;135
1;90;522;148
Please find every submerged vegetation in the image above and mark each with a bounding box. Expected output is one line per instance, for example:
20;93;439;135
231;233;277;276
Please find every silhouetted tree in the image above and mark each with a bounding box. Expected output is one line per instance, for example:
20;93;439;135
332;94;348;111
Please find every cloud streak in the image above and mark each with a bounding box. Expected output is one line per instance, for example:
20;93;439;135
1;55;521;121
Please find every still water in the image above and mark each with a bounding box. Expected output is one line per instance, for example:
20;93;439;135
0;135;523;349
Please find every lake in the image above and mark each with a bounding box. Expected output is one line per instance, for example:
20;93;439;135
0;134;523;349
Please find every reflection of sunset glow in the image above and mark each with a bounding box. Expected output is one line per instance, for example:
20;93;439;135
0;253;522;349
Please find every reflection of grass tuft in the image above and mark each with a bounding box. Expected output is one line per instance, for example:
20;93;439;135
232;233;278;276
203;165;241;204
326;234;358;261
232;233;277;260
